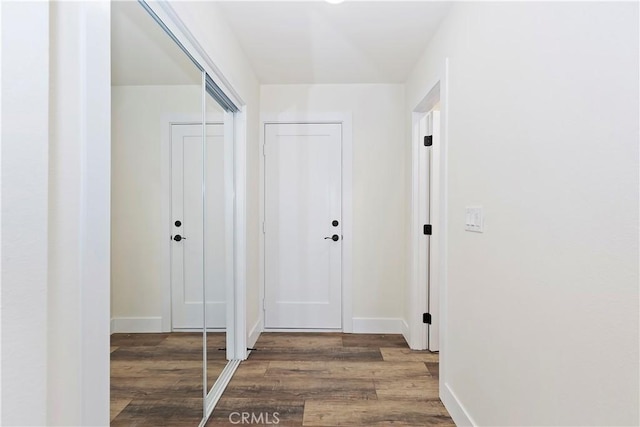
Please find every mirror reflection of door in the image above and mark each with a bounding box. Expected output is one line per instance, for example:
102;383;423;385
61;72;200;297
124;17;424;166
168;118;231;392
170;123;226;330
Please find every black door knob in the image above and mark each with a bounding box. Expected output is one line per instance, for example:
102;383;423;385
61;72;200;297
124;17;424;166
324;234;340;242
174;235;185;242
332;220;339;227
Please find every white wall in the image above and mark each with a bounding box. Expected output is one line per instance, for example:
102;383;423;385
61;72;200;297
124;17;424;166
405;2;639;426
48;2;111;425
260;84;407;331
111;84;201;329
2;2;111;425
1;2;49;425
169;1;262;345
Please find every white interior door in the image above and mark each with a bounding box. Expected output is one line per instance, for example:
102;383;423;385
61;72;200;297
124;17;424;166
420;112;440;351
264;123;342;329
171;123;227;330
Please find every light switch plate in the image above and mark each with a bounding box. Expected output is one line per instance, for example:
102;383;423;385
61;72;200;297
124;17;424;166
465;206;483;232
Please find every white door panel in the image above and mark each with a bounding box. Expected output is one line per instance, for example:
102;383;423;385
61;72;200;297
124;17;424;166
171;123;226;330
428;111;440;351
265;123;342;329
420;112;440;352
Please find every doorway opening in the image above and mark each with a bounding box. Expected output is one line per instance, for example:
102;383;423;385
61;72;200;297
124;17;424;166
409;71;448;354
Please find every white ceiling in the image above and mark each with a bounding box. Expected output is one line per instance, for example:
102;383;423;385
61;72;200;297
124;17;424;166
111;1;201;86
215;1;452;84
112;1;452;86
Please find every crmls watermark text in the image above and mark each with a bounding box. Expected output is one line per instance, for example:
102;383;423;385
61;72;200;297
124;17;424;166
229;412;280;425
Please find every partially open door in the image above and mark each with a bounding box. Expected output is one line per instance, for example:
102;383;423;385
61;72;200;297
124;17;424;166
420;111;441;352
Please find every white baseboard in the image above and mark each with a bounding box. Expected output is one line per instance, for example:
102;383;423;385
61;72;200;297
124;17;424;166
248;318;263;348
400;318;410;344
261;318;404;335
442;382;475;426
351;317;403;334
262;328;342;334
111;317;163;334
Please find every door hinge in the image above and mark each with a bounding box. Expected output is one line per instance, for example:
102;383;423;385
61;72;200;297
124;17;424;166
262;144;266;157
423;224;432;235
423;313;432;324
262;221;266;234
424;135;433;147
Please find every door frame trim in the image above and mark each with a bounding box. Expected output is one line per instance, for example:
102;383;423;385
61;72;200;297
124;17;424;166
259;113;354;333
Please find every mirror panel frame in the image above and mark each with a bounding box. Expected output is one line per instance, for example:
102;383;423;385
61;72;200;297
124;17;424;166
137;1;247;425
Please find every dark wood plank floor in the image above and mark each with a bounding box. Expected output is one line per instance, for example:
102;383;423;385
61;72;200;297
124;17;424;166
110;332;226;426
206;333;453;427
111;332;452;426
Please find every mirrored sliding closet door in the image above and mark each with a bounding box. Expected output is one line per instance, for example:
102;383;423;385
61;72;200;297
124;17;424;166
110;2;239;426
